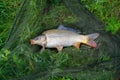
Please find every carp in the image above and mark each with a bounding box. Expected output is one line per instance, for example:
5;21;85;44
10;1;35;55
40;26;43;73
30;29;99;51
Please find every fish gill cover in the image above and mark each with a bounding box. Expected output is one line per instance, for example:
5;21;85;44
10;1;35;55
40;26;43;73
3;0;120;80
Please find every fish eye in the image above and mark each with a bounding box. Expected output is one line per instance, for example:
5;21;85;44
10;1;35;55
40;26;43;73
34;37;39;40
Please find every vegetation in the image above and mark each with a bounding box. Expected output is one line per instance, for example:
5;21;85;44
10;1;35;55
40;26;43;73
81;0;120;34
0;0;119;80
0;0;23;49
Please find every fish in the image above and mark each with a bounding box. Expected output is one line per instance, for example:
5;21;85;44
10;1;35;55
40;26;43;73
57;25;80;33
30;29;99;51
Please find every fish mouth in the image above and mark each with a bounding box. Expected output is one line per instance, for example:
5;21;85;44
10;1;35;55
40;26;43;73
30;39;35;45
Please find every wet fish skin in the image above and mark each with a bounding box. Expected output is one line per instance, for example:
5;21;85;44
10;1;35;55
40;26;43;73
30;29;99;51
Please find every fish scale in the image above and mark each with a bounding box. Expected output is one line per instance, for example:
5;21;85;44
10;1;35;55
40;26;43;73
30;29;99;51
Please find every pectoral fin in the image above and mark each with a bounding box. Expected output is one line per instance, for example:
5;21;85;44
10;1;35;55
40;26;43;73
40;43;46;53
42;43;46;50
56;45;63;52
73;42;80;49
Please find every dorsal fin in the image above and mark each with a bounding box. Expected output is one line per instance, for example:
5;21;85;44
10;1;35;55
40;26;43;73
57;25;80;33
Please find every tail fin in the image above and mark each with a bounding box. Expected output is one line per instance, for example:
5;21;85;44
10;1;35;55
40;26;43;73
85;33;99;48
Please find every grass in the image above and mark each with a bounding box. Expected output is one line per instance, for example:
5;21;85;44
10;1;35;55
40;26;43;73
0;0;119;80
0;48;114;80
81;0;120;34
0;0;23;49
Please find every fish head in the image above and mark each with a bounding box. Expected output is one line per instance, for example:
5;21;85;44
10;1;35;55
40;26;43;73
30;35;46;46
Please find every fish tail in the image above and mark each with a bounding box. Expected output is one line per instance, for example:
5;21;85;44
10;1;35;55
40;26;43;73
85;33;99;48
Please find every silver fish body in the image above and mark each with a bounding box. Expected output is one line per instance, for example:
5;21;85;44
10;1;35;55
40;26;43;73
43;29;85;47
30;29;99;51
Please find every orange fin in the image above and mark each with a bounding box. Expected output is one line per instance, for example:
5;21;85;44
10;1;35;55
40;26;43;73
56;45;63;52
86;33;99;48
73;42;80;49
86;40;97;48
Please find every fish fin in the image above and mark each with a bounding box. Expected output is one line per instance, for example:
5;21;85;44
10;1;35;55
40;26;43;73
87;33;99;40
86;40;97;48
73;42;81;49
30;39;35;45
42;43;46;50
56;45;63;52
57;25;80;33
85;33;99;48
40;44;46;52
57;25;65;30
